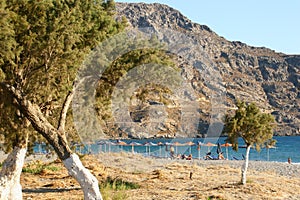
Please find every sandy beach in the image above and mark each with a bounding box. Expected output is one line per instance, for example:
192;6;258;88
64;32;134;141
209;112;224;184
1;152;299;199
96;152;300;177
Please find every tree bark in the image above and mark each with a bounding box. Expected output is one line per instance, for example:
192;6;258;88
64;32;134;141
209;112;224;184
57;76;91;133
0;147;27;200
63;154;102;199
1;83;103;199
241;145;251;185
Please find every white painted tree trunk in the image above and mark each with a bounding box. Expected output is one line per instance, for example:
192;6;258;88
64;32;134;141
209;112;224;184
0;147;27;200
241;145;251;185
2;84;103;199
63;153;102;200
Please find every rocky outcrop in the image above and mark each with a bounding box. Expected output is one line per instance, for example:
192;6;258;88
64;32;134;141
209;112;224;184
115;3;300;136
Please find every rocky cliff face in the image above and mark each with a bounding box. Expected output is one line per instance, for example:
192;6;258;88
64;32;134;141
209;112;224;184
114;3;300;137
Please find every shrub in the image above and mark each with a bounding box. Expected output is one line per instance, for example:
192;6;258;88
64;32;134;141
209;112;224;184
22;161;60;174
100;177;140;200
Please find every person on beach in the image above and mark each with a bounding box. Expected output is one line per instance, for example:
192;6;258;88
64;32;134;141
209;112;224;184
170;146;175;158
187;154;192;160
288;157;292;164
218;152;225;160
205;152;214;160
181;154;187;159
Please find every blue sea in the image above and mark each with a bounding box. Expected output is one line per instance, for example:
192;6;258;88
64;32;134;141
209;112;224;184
68;136;300;163
35;136;300;163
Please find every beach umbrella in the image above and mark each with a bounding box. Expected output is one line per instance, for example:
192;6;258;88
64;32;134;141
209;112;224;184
104;141;115;153
148;142;158;156
197;141;204;159
203;142;217;152
129;142;142;153
99;141;106;153
149;142;158;146
85;142;93;154
144;142;158;156
172;142;183;146
97;141;106;145
143;142;151;155
164;142;172;157
185;141;195;155
185;141;195;146
116;140;127;146
116;140;127;152
266;145;276;161
143;142;150;155
157;142;163;157
172;142;184;154
221;143;232;160
97;141;108;153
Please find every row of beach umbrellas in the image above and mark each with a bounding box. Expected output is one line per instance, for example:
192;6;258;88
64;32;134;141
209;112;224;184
96;140;232;147
94;140;233;159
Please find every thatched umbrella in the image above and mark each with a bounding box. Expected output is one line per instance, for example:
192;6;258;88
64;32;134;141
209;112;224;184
144;142;158;156
221;143;232;159
164;142;172;157
96;141;106;153
129;142;142;154
157;142;163;157
105;141;115;153
116;140;127;152
266;145;276;161
196;141;204;159
203;142;217;152
184;141;195;155
172;142;184;155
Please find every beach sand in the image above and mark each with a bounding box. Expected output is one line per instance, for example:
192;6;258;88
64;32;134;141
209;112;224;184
1;152;298;199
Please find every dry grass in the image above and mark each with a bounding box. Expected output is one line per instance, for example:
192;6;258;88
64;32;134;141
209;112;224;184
21;153;300;200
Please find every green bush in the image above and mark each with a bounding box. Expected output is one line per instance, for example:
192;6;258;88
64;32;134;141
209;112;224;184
100;177;140;200
22;161;60;174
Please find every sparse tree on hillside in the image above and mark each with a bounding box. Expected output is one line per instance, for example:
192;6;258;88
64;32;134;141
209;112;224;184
0;0;124;199
224;101;276;185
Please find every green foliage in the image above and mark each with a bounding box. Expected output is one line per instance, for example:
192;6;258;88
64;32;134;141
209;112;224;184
95;48;177;135
0;1;17;68
225;100;276;151
207;196;225;200
101;188;128;200
0;0;125;152
100;177;140;190
100;177;140;200
22;160;60;174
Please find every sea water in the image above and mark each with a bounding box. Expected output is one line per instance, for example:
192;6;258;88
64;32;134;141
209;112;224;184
35;136;300;163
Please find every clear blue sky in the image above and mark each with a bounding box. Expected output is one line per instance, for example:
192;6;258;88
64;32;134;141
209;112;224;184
117;0;300;55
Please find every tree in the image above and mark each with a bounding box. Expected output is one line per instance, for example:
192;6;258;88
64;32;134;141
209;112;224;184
0;0;124;199
95;48;176;137
224;101;276;185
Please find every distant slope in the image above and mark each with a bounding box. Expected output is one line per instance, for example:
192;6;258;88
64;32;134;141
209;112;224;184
115;2;300;136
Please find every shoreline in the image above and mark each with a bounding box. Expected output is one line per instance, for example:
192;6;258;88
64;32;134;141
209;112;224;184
1;151;299;178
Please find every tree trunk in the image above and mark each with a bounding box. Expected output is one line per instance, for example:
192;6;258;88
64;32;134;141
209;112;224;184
63;154;102;199
0;147;27;200
1;83;103;199
241;145;251;185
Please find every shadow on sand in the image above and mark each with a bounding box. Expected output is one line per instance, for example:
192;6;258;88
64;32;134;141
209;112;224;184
23;187;81;193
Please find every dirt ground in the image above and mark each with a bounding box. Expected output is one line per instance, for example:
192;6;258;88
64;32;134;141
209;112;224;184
21;153;300;200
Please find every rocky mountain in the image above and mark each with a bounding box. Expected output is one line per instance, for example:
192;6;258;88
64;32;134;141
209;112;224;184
113;2;299;137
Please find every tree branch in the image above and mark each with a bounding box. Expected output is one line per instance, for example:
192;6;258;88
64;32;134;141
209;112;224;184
57;76;94;132
0;82;72;160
